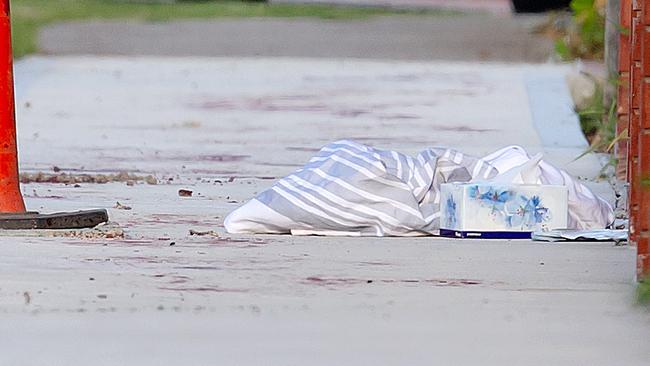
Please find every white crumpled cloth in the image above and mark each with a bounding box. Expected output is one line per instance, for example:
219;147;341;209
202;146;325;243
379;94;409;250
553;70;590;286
225;141;614;236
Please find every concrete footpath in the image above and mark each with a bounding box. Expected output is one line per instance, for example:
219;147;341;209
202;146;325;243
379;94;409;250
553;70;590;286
0;56;648;365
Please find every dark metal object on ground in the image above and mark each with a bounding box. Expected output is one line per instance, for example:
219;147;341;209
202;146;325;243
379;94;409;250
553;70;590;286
0;209;109;230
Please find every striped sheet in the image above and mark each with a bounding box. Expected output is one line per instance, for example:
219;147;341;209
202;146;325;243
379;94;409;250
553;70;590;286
225;140;498;236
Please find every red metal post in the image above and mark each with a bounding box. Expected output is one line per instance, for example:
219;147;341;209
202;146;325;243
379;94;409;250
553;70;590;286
0;0;25;213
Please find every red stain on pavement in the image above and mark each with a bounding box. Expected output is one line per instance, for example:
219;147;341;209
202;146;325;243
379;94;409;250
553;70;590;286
377;113;422;120
303;277;366;286
303;276;482;287
168;154;250;162
159;285;249;293
175;265;221;270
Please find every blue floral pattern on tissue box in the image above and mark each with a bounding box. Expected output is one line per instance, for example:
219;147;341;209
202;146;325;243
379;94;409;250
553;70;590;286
468;185;550;229
445;195;457;229
439;183;567;233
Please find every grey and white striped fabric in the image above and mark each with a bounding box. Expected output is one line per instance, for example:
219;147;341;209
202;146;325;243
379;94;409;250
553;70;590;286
225;140;499;236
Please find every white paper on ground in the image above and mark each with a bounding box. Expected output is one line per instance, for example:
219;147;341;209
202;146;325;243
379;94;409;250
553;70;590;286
532;229;627;242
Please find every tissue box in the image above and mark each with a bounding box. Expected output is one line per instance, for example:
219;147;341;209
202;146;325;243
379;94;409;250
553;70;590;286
439;183;568;239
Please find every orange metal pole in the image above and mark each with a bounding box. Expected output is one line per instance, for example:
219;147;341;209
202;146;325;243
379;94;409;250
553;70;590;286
0;0;25;213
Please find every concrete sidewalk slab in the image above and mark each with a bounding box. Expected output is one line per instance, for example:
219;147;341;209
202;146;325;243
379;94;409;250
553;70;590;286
2;237;648;366
13;56;609;196
1;56;645;365
14;56;592;174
